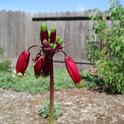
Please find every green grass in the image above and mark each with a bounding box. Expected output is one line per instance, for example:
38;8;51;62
0;67;74;94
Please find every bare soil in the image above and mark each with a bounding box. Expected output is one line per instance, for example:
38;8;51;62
0;88;124;124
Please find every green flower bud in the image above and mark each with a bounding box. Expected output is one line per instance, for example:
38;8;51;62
51;26;56;33
50;43;53;48
48;31;51;38
56;36;61;42
52;44;57;49
40;23;48;32
57;38;63;45
49;43;57;49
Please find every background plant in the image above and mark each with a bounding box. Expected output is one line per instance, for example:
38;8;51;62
86;0;124;93
0;47;11;72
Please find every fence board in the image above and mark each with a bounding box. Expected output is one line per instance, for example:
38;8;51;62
0;10;95;68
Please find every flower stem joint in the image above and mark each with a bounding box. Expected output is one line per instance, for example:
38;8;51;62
15;23;83;88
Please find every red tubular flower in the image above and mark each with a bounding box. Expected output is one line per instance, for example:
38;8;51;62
16;50;30;75
40;23;48;42
64;56;83;88
34;54;44;77
42;55;52;76
50;27;56;43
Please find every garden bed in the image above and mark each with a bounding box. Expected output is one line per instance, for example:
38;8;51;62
0;88;124;124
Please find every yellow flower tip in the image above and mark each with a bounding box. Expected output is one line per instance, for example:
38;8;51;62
16;72;23;77
13;69;17;74
13;70;23;77
75;80;84;89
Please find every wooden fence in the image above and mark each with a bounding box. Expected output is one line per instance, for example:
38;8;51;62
0;10;94;68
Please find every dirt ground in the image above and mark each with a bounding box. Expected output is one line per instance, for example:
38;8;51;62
0;88;124;124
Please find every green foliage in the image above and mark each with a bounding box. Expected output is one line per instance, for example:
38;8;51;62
38;100;63;119
81;70;104;89
0;67;74;94
86;0;124;93
0;59;11;72
0;47;11;72
85;35;101;63
0;47;4;55
0;72;17;89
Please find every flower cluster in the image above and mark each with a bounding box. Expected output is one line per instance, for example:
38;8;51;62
15;23;83;88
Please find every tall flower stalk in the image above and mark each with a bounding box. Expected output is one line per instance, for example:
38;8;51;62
49;58;54;124
15;23;83;124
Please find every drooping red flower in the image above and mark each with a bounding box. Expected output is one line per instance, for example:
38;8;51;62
64;56;81;84
16;50;30;75
34;54;44;77
42;55;52;76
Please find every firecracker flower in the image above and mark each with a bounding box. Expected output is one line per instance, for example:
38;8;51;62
15;23;83;124
15;23;82;87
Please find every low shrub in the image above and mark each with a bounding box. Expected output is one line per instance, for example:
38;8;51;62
38;100;63;119
86;0;124;93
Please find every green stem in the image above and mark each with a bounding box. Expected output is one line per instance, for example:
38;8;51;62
49;58;54;124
